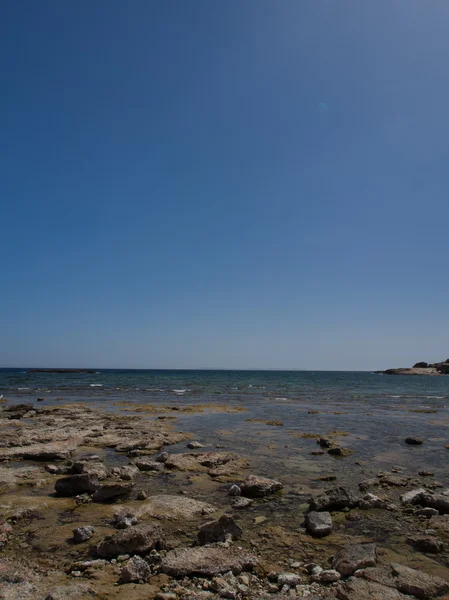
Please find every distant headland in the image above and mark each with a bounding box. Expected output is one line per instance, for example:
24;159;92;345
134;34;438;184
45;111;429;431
379;359;449;376
27;368;97;374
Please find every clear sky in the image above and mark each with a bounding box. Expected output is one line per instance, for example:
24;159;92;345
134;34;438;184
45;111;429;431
1;1;448;370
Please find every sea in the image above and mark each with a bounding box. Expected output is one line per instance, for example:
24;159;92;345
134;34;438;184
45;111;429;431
2;368;449;491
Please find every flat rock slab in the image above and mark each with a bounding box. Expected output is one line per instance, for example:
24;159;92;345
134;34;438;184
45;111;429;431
55;474;98;496
356;564;449;600
310;486;357;511
332;543;377;577
161;546;257;577
92;481;134;502
0;438;81;461
96;524;164;558
135;494;217;520
337;577;411;599
240;474;283;498
164;452;249;478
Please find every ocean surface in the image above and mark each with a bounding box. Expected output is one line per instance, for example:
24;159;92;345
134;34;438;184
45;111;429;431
2;367;449;497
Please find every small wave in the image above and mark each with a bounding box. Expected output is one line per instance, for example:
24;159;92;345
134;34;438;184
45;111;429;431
173;389;188;394
17;387;30;390
275;397;288;401
90;384;103;387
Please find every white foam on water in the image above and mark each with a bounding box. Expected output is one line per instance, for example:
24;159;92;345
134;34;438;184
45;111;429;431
90;384;103;387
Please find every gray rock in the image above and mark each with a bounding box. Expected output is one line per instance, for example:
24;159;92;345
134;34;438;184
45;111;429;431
45;583;95;600
424;494;449;514
407;535;444;553
92;482;134;502
71;458;108;480
72;526;95;543
134;458;165;472
96;524;164;558
135;494;217;520
155;451;169;463
332;543;377;576
337;577;410;599
228;484;241;497
359;493;388;510
45;464;62;475
231;497;253;509
117;465;139;480
137;490;147;500
309;486;357;512
317;569;340;583
113;512;138;529
305;511;333;537
187;441;205;449
198;514;242;544
401;488;427;505
277;572;301;587
119;555;151;583
416;507;439;518
161;546;257;577
55;474;98;496
405;437;423;445
240;474;283;498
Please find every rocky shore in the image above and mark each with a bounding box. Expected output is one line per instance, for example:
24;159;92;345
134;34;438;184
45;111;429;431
1;401;449;599
380;359;449;376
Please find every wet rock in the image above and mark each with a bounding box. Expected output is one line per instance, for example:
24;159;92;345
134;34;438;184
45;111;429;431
405;437;423;445
240;474;283;498
113;512;138;529
423;494;449;514
96;523;164;558
120;555;151;583
137;490;147;500
328;446;352;457
337;577;410;599
332;543;377;577
407;535;444;553
231;497;253;509
380;475;410;487
198;514;242;544
401;488;427;505
45;464;63;475
277;572;301;587
55;474;98;496
72;525;95;543
92;481;134;502
134;458;165;472
359;493;388;509
116;465;139;480
155;451;169;463
71;458;108;480
357;564;449;600
416;507;439;518
419;471;434;477
309;486;357;512
228;484;241;497
305;511;333;537
318;437;332;448
136;494;217;520
161;546;257;577
188;441;205;449
164;451;249;478
358;478;379;492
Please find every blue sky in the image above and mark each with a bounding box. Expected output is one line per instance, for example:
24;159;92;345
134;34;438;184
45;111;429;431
1;1;448;370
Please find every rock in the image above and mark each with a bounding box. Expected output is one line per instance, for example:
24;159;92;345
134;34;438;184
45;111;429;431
423;494;449;514
187;441;205;449
316;570;341;583
240;474;283;498
71;457;108;479
92;482;134;502
0;522;13;548
96;524;164;558
328;446;352;457
135;494;217;520
161;546;257;577
155;594;177;600
113;512;138;529
137;490;147;500
198;514;242;544
277;572;301;587
416;507;439;518
45;583;96;600
407;535;444;553
332;543;377;576
357;564;449;600
45;464;62;475
337;577;410;599
309;486;357;511
232;497;253;509
318;438;332;448
55;474;98;496
134;458;165;472
120;555;151;583
117;465;139;480
155;452;169;463
405;437;423;445
305;511;333;537
359;493;388;509
0;440;79;461
72;526;95;543
228;484;241;497
401;488;427;505
164;451;249;478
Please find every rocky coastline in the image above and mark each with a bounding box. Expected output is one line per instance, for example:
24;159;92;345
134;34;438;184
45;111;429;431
380;359;449;376
1;400;449;599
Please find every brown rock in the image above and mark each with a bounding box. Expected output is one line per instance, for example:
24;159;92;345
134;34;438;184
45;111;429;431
96;524;164;558
161;545;257;577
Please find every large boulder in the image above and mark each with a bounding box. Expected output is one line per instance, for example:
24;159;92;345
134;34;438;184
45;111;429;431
92;482;134;503
309;486;357;512
240;474;283;498
119;555;151;584
55;474;98;496
161;546;257;577
197;514;242;544
96;524;164;558
305;511;333;537
407;535;444;553
332;543;377;577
